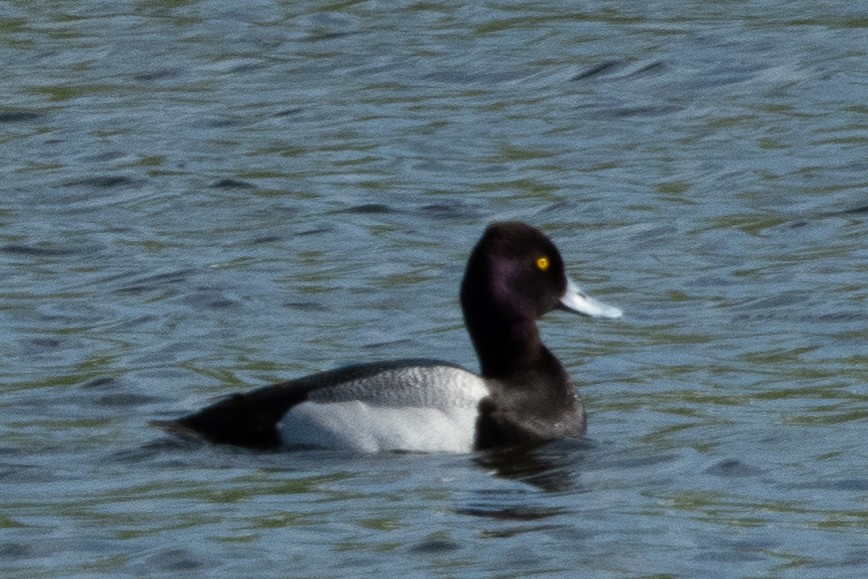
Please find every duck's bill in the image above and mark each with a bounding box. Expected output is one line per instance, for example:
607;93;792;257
559;278;622;318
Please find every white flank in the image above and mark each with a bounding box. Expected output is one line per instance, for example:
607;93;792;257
279;401;480;453
277;364;488;453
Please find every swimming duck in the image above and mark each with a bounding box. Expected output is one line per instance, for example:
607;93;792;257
165;221;621;452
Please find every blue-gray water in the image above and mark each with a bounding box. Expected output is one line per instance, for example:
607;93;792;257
2;1;866;576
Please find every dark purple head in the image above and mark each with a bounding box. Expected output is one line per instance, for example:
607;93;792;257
460;222;620;376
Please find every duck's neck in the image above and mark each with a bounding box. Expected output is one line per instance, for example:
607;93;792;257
464;308;552;379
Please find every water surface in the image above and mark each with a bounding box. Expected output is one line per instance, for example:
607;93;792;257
1;1;866;576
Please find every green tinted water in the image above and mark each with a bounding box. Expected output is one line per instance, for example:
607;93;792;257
1;0;866;576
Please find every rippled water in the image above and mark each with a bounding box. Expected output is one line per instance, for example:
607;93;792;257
2;1;866;576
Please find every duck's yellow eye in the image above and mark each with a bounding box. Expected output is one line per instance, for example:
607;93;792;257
535;256;550;272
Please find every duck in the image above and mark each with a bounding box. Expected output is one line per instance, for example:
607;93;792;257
162;221;621;453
